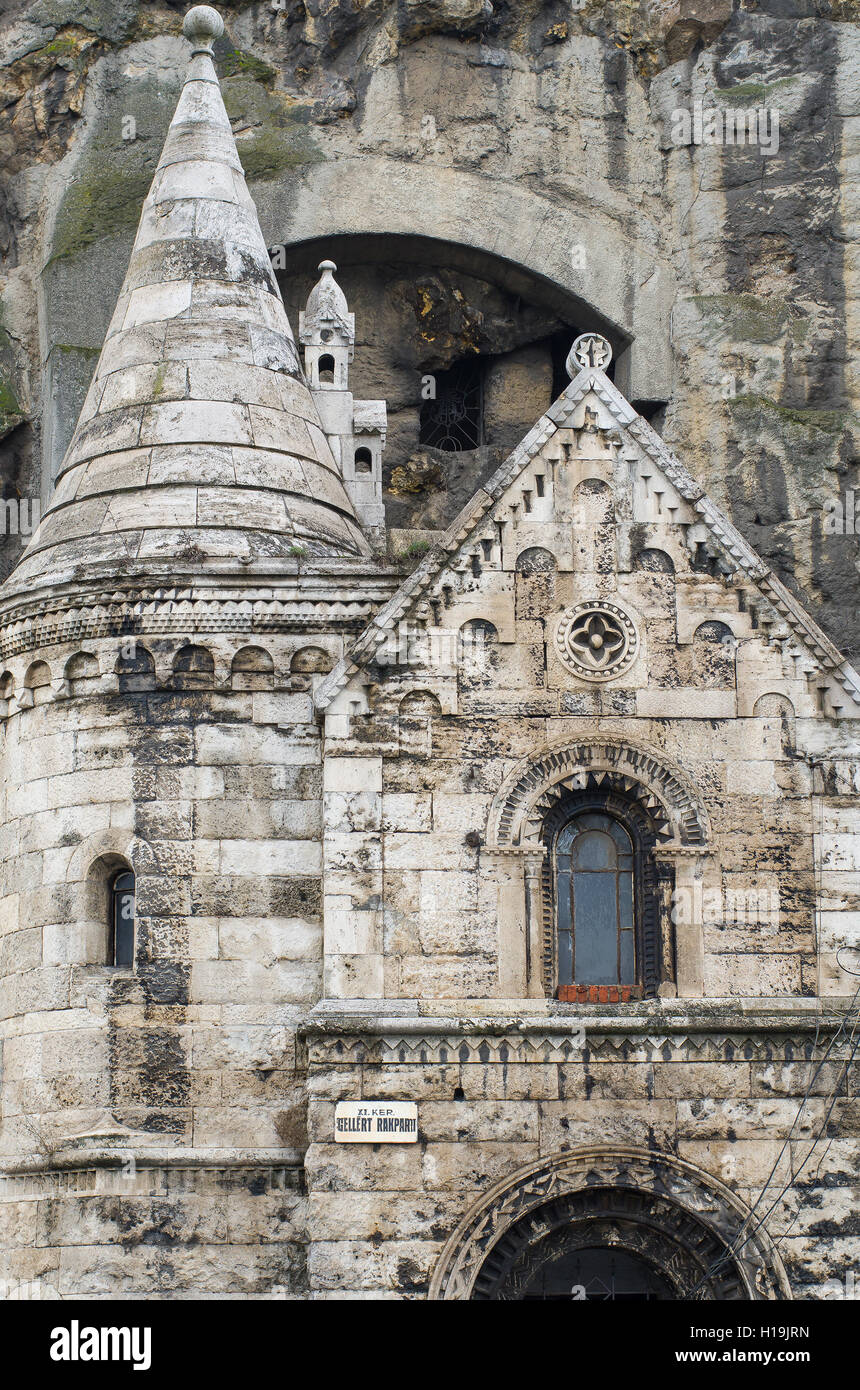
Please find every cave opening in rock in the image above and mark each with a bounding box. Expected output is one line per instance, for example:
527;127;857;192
278;233;624;538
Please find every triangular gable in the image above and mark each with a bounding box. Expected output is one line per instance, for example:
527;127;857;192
315;349;860;715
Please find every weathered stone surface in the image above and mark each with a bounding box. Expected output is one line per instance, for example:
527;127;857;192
1;2;858;1306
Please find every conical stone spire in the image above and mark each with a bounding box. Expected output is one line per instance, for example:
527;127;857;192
6;4;370;593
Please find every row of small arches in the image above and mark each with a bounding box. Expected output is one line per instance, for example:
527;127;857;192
0;643;335;707
514;546;676;575
456;616;738;648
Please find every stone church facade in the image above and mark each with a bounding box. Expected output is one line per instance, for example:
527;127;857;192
1;5;860;1300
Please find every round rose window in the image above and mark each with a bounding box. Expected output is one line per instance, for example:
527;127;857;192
555;602;638;681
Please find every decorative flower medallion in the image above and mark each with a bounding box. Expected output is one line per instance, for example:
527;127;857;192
555;601;638;681
565;332;613;377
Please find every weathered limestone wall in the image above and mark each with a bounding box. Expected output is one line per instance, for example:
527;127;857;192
303;1019;859;1299
318;388;860;1005
0;624;340;1296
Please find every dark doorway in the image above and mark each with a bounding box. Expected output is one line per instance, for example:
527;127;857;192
520;1245;675;1301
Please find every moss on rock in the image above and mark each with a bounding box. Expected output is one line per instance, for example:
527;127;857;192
217;47;277;87
49;168;154;264
0;375;25;440
223;77;323;182
729;393;852;439
689;293;806;346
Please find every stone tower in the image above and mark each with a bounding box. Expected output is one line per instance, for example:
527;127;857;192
0;4;388;1298
299;260;387;546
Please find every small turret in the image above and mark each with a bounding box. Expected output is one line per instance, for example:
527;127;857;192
299;259;354;390
300;260;386;545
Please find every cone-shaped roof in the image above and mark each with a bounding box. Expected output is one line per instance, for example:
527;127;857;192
7;4;369;592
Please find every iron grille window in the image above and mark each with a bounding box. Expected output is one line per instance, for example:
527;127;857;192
419;359;483;451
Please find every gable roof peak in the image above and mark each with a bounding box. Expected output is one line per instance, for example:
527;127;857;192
315;333;860;714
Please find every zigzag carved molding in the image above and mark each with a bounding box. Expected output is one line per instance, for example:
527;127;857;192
486;738;711;850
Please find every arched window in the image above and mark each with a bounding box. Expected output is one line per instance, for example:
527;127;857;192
110;870;135;968
318;353;336;384
354;446;373;473
541;783;674;1000
555;813;635;988
419;358;482;451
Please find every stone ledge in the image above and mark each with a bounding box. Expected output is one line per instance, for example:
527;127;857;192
0;1148;306;1191
306;996;855;1032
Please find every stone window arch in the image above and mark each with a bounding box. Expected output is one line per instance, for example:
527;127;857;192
80;853;135;967
23;660;52;707
572;478;615;574
231;645;274;691
515;547;556;619
636;547;674;573
457;618;497;671
694;620;734;643
64;651;100;698
691;620;736;688
754;692;796;754
290;645;334;674
515;546;556;575
399;689;442;757
115;643;155;693
354;446;373;474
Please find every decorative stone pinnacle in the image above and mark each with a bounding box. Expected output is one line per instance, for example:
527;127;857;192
183;5;224;54
566;332;613;377
300;258;355;346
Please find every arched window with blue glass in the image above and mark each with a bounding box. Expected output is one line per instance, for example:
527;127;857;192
542;786;674;999
556;813;636;988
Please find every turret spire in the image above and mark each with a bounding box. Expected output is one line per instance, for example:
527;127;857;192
5;4;370;595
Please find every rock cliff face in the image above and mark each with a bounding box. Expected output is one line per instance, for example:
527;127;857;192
1;0;859;649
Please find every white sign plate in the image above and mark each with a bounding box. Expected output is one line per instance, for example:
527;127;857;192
334;1101;418;1143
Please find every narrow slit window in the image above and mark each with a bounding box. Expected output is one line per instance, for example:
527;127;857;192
111;870;136;968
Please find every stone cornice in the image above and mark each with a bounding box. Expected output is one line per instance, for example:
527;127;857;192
0;1150;304;1194
302;1002;858;1065
0;565;400;660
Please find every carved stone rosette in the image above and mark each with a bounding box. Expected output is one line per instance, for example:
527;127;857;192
555;601;639;681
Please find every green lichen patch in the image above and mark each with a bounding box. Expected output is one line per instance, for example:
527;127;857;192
729;393;852;439
52;344;100;357
49;168;154;265
217;47;277;87
714;77;798;106
688;293;807;346
223;78;323;182
0;376;25;441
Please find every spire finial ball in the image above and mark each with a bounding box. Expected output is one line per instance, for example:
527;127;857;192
318;260;338;273
183;5;225;51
